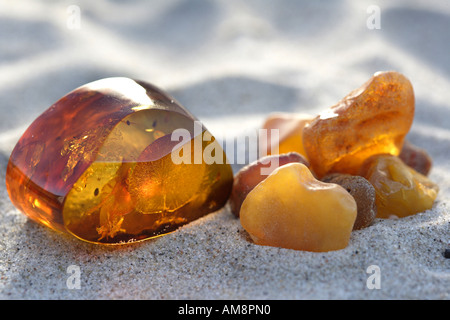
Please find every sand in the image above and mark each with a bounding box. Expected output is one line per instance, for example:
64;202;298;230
0;0;449;299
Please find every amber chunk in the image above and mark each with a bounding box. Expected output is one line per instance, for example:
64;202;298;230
303;71;415;178
6;78;233;244
229;152;309;217
399;140;432;176
260;112;313;158
240;163;357;252
360;154;439;219
322;173;376;230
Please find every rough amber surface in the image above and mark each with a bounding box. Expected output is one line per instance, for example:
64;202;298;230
229;152;309;217
260;113;313;158
6;77;233;244
240;163;357;252
322;173;376;230
360;154;439;219
399;140;432;176
303;71;415;178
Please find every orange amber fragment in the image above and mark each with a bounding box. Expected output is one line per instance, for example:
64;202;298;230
360;154;439;219
260;113;313;158
6;78;233;244
303;71;415;178
240;163;357;252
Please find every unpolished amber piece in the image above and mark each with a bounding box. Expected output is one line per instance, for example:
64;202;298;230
6;78;233;244
260;113;313;158
399;140;432;176
240;163;357;252
303;71;415;178
229;152;309;217
360;154;439;219
322;173;376;230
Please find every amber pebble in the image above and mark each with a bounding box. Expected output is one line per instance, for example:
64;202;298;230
303;71;415;178
399;140;432;176
260;112;313;158
229;152;309;218
5;77;233;244
240;163;357;252
360;154;439;219
322;173;376;230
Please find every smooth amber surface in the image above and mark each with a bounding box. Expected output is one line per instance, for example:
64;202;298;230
303;71;415;178
360;154;439;219
6;78;233;244
229;152;309;217
260;113;313;158
240;163;357;252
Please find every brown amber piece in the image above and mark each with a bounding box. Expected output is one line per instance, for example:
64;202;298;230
399;140;432;176
260;113;313;158
303;71;415;178
240;163;357;252
229;152;309;217
360;154;439;219
6;78;233;244
322;173;377;230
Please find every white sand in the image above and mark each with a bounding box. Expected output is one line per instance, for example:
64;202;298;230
0;0;449;299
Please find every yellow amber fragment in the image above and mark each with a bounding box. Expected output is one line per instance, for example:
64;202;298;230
240;163;357;252
360;154;439;219
229;152;309;217
260;112;313;158
6;78;233;244
303;71;415;178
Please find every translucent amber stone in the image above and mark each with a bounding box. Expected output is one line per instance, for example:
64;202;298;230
260;113;313;158
360;154;439;219
303;71;415;178
240;163;357;252
6;78;233;244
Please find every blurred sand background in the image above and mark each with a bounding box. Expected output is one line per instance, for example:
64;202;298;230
0;0;449;299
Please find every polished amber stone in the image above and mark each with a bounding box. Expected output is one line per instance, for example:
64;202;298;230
6;78;233;244
303;71;415;178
